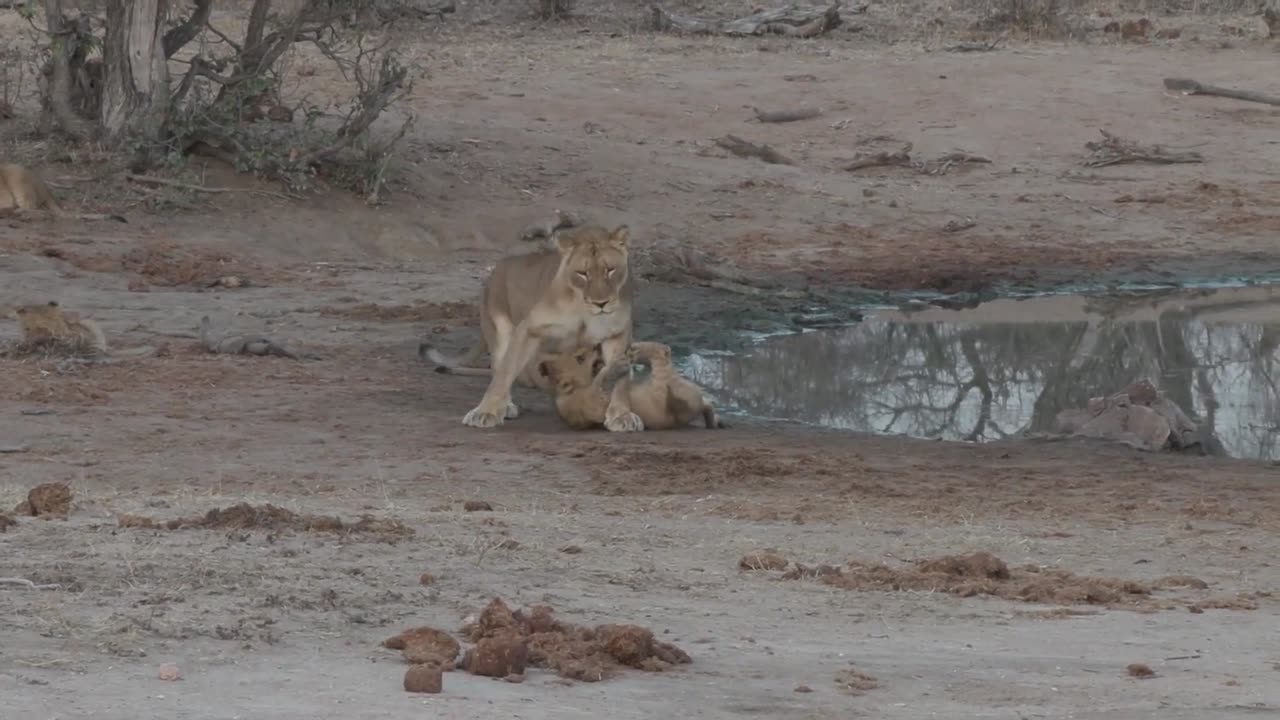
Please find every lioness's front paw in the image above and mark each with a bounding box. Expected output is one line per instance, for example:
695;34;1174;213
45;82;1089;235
604;410;645;433
504;401;520;420
462;407;504;428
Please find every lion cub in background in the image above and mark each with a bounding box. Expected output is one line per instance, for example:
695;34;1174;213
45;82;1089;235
539;340;726;431
2;300;107;356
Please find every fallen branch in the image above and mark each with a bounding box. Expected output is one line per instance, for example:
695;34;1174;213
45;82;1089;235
125;174;302;200
1083;130;1204;168
753;106;822;123
945;33;1007;52
844;143;991;174
924;151;992;175
651;2;846;37
637;242;804;298
1163;77;1280;107
845;143;913;171
0;577;62;590
715;134;794;165
404;0;457;20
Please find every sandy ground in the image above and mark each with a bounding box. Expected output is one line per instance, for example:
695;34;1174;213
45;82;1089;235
3;5;1280;718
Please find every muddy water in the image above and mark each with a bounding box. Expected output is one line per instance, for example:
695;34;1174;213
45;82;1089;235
684;286;1280;461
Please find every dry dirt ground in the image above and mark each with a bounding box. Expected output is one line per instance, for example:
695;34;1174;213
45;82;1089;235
3;4;1280;718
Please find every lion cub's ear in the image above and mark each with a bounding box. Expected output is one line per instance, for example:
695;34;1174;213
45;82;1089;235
608;225;630;249
538;361;556;381
554;229;579;255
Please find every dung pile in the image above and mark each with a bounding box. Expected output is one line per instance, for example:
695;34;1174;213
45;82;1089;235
777;551;1242;611
117;502;412;540
460;597;691;682
380;597;692;692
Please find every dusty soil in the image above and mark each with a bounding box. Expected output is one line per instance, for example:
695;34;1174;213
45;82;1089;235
3;3;1280;719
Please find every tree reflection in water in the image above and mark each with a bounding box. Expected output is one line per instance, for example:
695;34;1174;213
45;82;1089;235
682;287;1280;460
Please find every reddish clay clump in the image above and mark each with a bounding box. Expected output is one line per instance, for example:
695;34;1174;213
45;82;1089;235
916;552;1010;580
16;482;72;516
1127;663;1155;678
519;605;562;635
462;597;521;642
836;668;880;695
115;503;412;539
739;549;789;571
404;665;443;693
459;597;691;683
383;627;461;669
461;635;529;677
1157;575;1208;590
596;624;655;667
772;552;1228;612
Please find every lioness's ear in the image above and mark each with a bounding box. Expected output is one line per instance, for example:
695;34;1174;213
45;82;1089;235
609;225;630;249
538;361;554;380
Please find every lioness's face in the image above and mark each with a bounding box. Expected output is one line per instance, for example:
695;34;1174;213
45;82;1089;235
556;225;630;315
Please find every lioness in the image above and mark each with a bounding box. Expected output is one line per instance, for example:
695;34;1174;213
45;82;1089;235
422;207;587;388
441;224;645;431
0;164;63;214
540;341;726;431
0;163;126;222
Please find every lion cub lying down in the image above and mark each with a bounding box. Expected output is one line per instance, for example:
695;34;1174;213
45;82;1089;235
2;300;107;356
540;341;726;431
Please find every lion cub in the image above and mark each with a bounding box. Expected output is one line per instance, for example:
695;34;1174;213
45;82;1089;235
540;341;725;431
2;301;108;356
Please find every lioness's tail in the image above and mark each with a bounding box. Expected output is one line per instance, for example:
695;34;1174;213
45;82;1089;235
419;340;491;376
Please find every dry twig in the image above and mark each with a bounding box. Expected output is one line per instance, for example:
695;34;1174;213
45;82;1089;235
1082;130;1204;168
651;2;851;37
945;32;1007;52
753;106;822;123
637;242;804;298
925;151;992;175
845;144;913;171
0;577;62;590
126;174;301;200
715;134;794;165
844;143;991;174
1163;77;1280;107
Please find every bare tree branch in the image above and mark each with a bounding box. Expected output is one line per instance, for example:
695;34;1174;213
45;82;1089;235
163;0;213;58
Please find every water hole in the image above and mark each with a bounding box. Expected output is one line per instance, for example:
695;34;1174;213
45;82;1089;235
683;285;1280;461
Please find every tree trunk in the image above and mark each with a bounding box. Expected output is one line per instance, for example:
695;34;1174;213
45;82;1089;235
100;0;171;159
41;0;94;139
